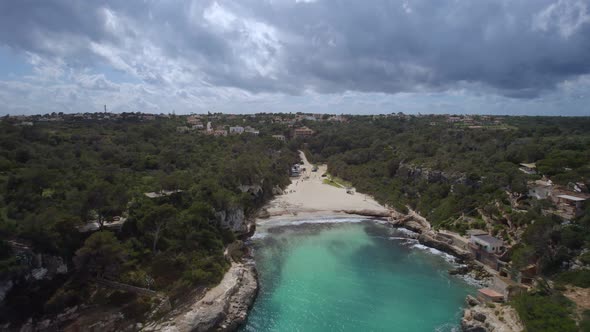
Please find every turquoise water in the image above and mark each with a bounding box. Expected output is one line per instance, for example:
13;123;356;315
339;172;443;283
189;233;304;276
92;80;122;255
241;220;475;332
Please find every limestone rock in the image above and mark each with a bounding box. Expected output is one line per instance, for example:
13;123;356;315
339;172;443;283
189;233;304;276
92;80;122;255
465;295;480;307
0;280;13;303
154;260;258;332
473;312;487;322
215;207;247;233
271;186;284;195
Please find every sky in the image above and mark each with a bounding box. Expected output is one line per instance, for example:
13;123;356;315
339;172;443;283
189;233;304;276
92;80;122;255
0;0;589;116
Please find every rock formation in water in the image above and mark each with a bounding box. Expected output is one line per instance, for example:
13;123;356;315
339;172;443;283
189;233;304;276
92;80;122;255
461;295;524;332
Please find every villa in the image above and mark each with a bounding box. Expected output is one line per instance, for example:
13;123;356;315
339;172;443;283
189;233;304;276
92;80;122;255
293;126;314;138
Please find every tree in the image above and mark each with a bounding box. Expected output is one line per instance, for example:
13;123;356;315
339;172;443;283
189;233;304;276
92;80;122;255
139;204;177;253
84;181;127;229
73;231;125;278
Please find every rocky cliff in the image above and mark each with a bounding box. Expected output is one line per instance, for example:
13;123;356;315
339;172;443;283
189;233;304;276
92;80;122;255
461;295;523;332
0;242;68;303
148;259;258;332
214;183;268;234
215;207;248;233
397;164;481;188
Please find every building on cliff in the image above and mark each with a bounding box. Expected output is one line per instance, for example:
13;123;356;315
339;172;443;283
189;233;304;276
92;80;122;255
554;194;587;218
470;234;504;254
469;233;505;271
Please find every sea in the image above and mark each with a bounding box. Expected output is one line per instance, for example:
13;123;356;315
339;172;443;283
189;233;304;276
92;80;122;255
240;218;476;332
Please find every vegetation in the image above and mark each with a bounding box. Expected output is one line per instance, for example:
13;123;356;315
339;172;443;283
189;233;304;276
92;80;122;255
1;112;589;329
302;115;590;272
556;270;590;288
0;115;297;324
299;114;590;330
512;292;577;332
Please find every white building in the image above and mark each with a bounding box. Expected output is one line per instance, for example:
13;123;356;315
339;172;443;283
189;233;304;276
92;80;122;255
470;234;504;254
244;126;259;135
230;126;245;134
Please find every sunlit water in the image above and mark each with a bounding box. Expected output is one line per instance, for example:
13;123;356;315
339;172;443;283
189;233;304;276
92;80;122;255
241;219;476;332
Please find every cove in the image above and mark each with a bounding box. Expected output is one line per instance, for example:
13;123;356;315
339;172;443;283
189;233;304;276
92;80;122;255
241;219;476;332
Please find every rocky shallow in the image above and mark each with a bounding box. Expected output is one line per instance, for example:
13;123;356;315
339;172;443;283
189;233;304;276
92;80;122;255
150;207;508;332
388;212;524;331
461;295;523;332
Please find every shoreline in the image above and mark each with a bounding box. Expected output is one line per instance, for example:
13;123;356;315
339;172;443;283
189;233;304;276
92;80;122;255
156;212;490;332
156;150;495;331
146;258;258;332
242;212;494;332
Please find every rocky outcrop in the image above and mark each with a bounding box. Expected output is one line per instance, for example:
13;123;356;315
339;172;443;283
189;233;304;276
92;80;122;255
0;280;13;303
399;164;480;188
271;186;284;195
238;185;263;197
0;242;68;303
149;260;258;332
340;209;391;218
461;298;524;332
217;262;258;331
215;207;247;233
418;233;473;261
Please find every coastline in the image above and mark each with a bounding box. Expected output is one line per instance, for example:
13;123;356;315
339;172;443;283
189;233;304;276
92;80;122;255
146;258;258;332
156;150;504;331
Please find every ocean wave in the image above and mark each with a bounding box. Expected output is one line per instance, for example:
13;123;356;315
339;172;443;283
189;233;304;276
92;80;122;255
250;232;268;240
388;236;419;244
410;243;457;264
263;217;369;227
433;322;460;332
393;227;420;238
456;273;489;288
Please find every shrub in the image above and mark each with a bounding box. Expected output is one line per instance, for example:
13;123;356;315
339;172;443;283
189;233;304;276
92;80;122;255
44;288;83;314
512;293;577;332
555;270;590;288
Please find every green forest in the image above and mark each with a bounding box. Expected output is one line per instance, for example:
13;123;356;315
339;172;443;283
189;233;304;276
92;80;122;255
1;113;590;330
301;115;590;331
0;115;297;324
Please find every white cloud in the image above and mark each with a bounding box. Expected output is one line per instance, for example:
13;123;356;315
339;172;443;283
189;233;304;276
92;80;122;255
74;73;120;91
202;2;283;78
0;0;589;116
26;53;65;81
533;0;590;38
203;2;238;31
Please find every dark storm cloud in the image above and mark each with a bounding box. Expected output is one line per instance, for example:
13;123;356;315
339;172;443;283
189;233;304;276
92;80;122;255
0;0;589;98
260;0;590;96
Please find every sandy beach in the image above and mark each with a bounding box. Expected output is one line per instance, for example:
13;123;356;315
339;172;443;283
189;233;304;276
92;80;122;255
262;151;389;220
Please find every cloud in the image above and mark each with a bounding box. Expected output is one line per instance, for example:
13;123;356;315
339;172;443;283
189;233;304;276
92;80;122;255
74;73;120;92
533;0;590;38
0;0;589;115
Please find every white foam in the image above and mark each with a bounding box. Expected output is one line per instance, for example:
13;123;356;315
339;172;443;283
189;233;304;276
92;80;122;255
395;227;420;238
250;232;268;240
411;243;457;264
456;274;490;288
434;323;460;332
263;217;368;227
389;236;419;244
